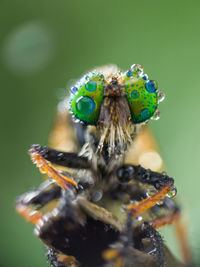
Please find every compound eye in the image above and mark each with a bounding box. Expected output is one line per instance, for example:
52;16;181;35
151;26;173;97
69;72;104;125
124;68;160;124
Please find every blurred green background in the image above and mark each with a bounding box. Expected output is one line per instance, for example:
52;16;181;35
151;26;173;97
1;0;200;266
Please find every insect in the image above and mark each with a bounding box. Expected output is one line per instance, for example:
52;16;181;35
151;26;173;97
16;64;191;267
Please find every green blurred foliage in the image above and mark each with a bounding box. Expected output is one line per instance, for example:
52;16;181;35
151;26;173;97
0;0;200;266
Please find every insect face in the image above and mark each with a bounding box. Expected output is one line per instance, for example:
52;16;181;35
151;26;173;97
69;64;164;157
69;64;163;126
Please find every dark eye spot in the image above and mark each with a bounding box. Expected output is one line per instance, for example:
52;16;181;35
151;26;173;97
141;108;151;119
131;90;140;99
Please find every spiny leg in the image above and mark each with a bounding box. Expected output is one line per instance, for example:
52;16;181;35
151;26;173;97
117;165;175;190
17;145;79;224
149;195;193;266
123;215;164;267
137;223;165;267
29;145;78;190
117;165;175;217
16;203;43;224
134;198;180;264
133;202;179;266
116;165;193;265
126;183;173;217
16;180;61;224
150;208;181;229
17;145;79;223
32;144;90;169
148;212;192;266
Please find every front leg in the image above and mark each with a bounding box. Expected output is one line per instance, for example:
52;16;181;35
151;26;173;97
29;145;79;190
32;144;90;169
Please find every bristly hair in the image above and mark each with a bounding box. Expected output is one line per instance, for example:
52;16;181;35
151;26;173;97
78;65;142;171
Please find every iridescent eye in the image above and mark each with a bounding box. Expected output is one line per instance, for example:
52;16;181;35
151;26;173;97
69;72;104;125
124;66;160;123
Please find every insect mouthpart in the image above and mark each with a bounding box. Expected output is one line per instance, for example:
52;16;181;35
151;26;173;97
96;93;134;156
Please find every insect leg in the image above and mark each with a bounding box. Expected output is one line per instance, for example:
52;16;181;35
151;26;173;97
16;180;61;224
150;208;181;229
30;144;90;169
117;165;174;217
126;182;173;217
16;203;43;224
117;165;174;190
103;214;159;267
137;223;165;267
117;165;192;264
29;145;78;190
149;210;192;265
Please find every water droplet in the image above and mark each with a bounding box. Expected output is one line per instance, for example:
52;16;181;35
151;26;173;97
126;70;133;77
76;96;96;115
152;110;160;120
145;80;158;93
71;86;78;94
157;199;164;205
142;74;148;80
39;167;46;174
85;80;97;91
146;189;157;197
130;64;144;75
167;187;177;198
157;90;165;102
120;205;126;212
92;190;103;202
136;215;143;221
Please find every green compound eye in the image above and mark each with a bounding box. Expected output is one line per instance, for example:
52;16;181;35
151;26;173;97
124;67;159;124
69;72;104;125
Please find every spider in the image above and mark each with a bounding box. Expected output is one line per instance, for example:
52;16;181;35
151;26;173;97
16;64;191;267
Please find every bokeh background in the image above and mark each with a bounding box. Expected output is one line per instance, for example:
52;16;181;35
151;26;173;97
1;0;200;266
